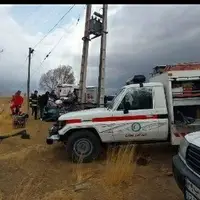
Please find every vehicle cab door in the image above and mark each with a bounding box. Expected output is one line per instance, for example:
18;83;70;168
111;86;159;142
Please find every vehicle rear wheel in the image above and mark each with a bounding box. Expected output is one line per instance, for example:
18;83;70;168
66;130;102;163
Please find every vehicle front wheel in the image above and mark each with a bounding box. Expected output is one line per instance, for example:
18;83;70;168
66;130;102;163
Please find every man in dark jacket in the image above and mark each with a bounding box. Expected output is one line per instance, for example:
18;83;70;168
38;91;49;119
29;92;34;116
73;89;78;103
49;90;58;101
32;90;38;120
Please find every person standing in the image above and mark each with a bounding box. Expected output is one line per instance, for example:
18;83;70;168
38;91;49;119
73;89;78;103
31;90;38;120
10;90;24;115
29;92;34;116
50;90;58;101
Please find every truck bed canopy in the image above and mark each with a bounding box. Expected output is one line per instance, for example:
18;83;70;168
152;63;200;76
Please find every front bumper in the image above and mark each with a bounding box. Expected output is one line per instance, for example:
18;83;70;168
46;125;60;145
46;134;60;145
46;121;67;145
172;155;200;194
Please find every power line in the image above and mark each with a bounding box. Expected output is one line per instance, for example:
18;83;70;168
42;16;81;63
11;6;76;93
28;5;85;92
31;6;84;77
31;17;80;77
26;5;76;63
33;4;76;49
58;5;86;65
8;6;58;81
33;21;75;73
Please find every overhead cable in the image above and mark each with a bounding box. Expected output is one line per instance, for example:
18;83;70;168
33;4;76;49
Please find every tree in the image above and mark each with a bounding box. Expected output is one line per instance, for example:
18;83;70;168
39;65;75;91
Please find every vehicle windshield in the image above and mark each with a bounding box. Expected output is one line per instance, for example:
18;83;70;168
107;88;125;110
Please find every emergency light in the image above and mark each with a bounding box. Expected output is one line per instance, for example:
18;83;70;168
126;75;146;86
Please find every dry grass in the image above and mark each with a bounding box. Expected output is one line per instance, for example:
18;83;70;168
6;145;136;200
70;144;136;188
0;109;13;134
11;176;81;200
0;191;3;200
11;177;42;200
42;189;81;200
0;97;137;200
103;144;136;186
72;163;92;185
11;175;84;200
0;144;48;161
97;145;136;200
0;97;181;200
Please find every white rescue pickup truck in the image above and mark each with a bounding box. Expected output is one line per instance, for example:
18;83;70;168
46;70;200;163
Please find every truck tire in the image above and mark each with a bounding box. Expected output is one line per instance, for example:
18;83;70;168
66;130;102;163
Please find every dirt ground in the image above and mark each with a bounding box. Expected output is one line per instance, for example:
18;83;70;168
0;97;183;200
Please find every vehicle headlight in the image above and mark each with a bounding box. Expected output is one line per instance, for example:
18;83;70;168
179;137;189;160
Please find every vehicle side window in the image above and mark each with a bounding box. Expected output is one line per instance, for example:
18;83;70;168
117;87;153;110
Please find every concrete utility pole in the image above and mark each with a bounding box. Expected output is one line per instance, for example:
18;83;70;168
79;4;92;108
27;47;34;113
79;4;108;108
97;4;108;107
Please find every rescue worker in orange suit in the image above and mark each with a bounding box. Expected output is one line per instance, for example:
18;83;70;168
10;90;24;115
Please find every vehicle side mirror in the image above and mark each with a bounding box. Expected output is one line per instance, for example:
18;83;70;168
123;96;130;114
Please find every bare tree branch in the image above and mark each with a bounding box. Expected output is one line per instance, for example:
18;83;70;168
39;65;75;91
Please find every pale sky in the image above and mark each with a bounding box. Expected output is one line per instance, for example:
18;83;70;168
1;4;200;95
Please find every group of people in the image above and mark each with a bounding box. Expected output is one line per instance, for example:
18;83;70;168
65;89;78;103
29;90;57;120
9;88;79;119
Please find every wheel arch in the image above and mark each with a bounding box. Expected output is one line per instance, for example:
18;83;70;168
62;127;103;143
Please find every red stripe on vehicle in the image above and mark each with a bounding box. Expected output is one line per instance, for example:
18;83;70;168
92;115;158;123
66;119;81;124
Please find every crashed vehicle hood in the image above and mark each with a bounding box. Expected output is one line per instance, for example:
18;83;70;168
58;108;112;121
